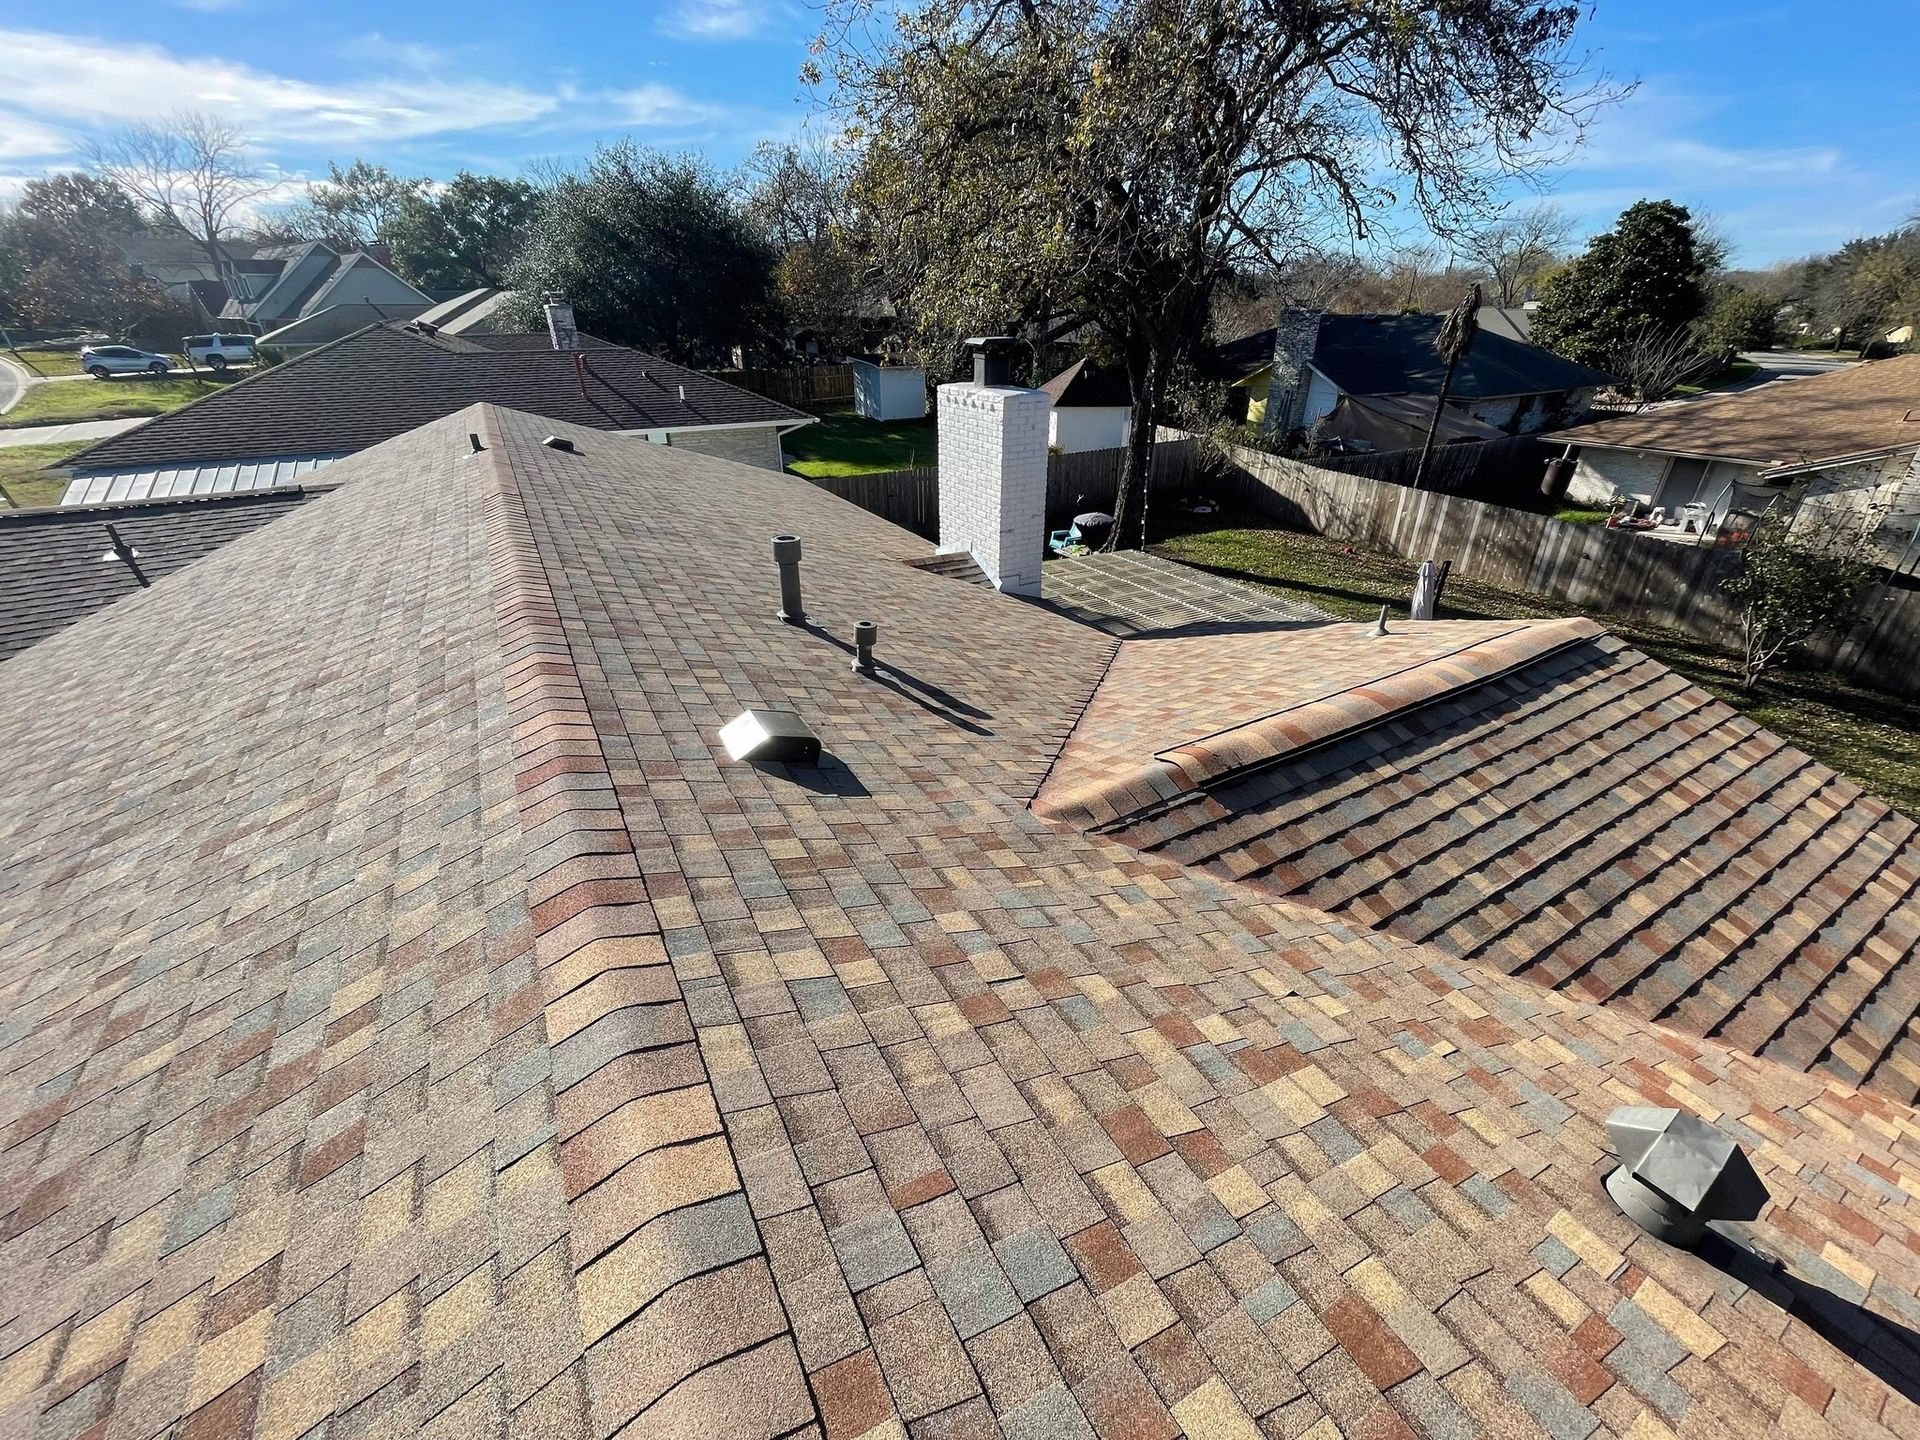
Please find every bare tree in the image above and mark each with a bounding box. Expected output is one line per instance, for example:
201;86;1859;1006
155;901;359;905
1460;202;1572;306
1610;320;1714;405
84;112;276;277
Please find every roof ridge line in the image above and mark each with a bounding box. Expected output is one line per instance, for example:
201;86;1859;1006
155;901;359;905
1033;617;1604;830
474;407;815;1437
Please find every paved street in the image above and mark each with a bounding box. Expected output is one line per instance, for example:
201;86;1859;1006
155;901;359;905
0;357;25;415
1731;347;1858;390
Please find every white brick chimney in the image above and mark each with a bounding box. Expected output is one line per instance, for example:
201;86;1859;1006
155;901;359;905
544;293;580;351
937;338;1049;596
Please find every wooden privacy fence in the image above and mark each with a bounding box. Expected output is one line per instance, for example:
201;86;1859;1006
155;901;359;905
803;438;1206;542
806;465;939;539
710;364;854;407
1211;438;1920;698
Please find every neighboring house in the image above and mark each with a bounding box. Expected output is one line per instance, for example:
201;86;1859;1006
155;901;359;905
1472;303;1539;344
1312;391;1506;453
2;397;1918;1440
0;487;328;661
1550;352;1920;565
1220;309;1612;441
114;232;432;332
216;241;431;332
850;356;927;420
1038;358;1131;452
409;286;515;336
55;308;815;504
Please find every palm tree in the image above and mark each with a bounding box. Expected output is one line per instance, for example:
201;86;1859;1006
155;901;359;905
1411;283;1481;492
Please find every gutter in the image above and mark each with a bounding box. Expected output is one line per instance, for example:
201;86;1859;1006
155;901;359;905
1757;441;1920;480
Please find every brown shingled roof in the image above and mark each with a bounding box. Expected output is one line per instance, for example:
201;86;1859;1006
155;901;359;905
2;409;1918;1440
1552;353;1920;467
1036;618;1920;1102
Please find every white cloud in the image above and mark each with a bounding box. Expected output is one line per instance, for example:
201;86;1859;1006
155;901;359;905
607;85;725;128
659;0;783;41
0;111;71;162
0;30;557;144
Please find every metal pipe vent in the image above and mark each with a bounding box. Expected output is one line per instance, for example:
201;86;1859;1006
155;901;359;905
773;535;804;624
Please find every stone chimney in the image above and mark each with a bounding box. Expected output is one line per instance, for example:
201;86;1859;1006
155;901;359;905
937;337;1048;597
1261;307;1323;437
544;293;580;351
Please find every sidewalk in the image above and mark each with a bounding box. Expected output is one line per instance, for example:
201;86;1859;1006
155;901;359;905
0;417;146;448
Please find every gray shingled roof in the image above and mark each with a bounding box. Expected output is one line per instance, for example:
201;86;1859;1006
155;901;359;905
0;487;326;660
66;323;811;471
1217;313;1614;398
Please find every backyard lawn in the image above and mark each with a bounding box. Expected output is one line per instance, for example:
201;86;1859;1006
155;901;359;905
0;441;86;508
0;374;229;429
785;409;937;477
1155;514;1920;815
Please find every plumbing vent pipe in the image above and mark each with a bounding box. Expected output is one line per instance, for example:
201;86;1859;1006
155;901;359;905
1368;605;1390;637
851;620;878;674
773;534;805;624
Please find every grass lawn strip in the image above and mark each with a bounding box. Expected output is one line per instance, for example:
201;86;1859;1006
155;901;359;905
0;375;228;430
1155;514;1920;815
0;441;87;509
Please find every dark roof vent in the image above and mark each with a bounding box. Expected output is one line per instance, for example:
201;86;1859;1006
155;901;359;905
718;709;820;765
542;435;577;453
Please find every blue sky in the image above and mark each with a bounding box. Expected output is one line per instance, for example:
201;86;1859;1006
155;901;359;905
1;1;1916;266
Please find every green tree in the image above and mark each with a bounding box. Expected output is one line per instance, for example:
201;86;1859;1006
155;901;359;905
744;140;869;356
386;173;541;290
1722;516;1876;690
1801;227;1920;352
0;173;185;339
820;0;1602;548
283;160;427;250
1530;200;1712;372
1697;287;1778;356
499;143;778;362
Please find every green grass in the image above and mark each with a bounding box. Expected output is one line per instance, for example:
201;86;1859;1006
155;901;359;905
0;374;227;429
1674;359;1759;397
0;441;86;509
785;410;937;477
1153;513;1920;815
5;348;91;378
1548;503;1611;525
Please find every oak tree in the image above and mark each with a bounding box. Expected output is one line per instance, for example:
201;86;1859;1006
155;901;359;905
816;0;1602;546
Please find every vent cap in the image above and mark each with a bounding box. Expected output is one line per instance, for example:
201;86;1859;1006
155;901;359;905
719;709;821;765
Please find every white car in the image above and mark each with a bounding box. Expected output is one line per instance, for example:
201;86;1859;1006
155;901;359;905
81;345;174;378
182;333;255;371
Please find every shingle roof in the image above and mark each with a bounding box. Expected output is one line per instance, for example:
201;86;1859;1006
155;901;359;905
0;487;327;659
3;404;1919;1440
1217;316;1615;398
64;323;810;472
1552;353;1920;468
1035;618;1920;1102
